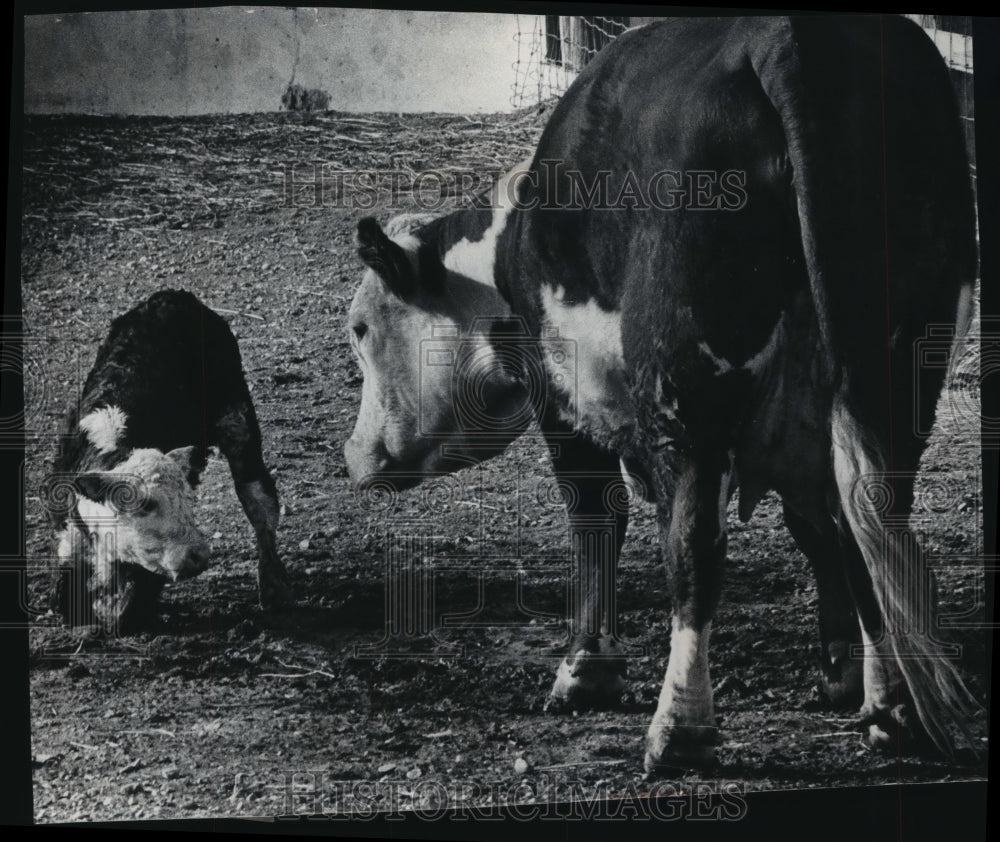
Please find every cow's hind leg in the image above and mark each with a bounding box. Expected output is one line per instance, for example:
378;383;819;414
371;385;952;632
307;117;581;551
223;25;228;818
216;402;293;610
644;448;731;772
545;430;630;708
782;504;863;708
835;510;932;753
832;398;979;757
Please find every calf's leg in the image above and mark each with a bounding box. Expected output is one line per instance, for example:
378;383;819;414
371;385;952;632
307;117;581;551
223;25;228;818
216;402;293;609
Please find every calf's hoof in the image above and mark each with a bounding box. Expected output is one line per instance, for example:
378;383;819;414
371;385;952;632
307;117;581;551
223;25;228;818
259;571;295;611
644;725;719;774
548;648;627;709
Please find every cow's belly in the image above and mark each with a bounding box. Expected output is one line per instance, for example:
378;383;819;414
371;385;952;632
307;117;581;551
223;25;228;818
534;278;831;523
538;284;635;448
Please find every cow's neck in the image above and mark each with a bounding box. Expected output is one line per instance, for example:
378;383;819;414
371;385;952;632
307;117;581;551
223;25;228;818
437;158;532;290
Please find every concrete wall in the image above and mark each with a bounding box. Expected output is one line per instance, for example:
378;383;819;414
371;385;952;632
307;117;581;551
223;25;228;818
24;7;526;116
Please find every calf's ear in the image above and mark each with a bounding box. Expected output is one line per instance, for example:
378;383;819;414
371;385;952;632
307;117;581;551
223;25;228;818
74;473;149;513
357;217;414;298
166;446;208;486
74;472;122;505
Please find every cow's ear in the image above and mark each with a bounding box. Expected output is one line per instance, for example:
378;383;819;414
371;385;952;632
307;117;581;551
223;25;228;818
73;472;119;504
417;241;447;296
166;446;207;486
357;217;414;298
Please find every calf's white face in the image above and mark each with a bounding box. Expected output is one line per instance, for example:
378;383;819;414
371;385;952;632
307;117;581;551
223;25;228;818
72;447;210;582
344;216;528;489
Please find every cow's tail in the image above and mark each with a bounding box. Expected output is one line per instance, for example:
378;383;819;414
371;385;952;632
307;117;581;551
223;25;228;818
830;396;982;757
748;15;982;758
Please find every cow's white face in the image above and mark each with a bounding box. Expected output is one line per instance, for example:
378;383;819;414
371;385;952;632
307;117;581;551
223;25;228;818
72;447;210;582
344;216;529;489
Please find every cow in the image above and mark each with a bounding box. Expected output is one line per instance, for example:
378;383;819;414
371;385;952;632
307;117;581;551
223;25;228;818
344;15;982;770
46;289;291;632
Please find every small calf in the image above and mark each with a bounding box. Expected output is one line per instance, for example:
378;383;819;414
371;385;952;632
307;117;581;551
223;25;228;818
46;289;291;631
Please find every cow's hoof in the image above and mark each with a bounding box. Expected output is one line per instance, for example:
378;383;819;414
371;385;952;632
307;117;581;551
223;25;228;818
644;725;719;774
259;576;295;611
818;641;864;709
860;703;933;756
548;649;627;709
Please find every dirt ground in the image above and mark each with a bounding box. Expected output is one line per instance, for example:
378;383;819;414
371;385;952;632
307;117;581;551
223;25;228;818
21;111;989;822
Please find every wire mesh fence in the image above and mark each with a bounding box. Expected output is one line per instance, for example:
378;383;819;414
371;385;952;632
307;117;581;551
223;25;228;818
511;15;638;109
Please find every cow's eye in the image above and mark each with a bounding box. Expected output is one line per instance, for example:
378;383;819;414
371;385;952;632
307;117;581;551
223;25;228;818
137;498;159;516
352;323;368;341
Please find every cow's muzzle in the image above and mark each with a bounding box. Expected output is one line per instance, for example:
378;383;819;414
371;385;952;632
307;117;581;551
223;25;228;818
344;436;391;485
170;544;210;581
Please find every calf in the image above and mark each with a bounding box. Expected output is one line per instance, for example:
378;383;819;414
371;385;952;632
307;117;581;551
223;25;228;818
344;15;982;769
47;289;291;631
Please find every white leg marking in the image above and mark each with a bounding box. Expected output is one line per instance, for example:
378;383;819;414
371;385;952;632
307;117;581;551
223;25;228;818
651;619;714;729
644;619;716;767
860;625;900;712
78;406;128;454
551;635;626;701
858;625;905;746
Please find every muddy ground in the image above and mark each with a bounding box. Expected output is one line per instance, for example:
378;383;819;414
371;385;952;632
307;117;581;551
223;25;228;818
21;111;989;822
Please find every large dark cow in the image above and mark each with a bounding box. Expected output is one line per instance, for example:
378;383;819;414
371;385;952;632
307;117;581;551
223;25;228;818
344;16;981;769
47;289;291;631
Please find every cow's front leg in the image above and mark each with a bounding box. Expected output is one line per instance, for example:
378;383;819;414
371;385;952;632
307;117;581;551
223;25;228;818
217;402;293;610
645;449;730;772
544;433;630;708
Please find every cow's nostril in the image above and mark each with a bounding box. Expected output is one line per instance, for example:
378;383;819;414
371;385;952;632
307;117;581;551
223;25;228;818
186;545;210;573
345;437;392;482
